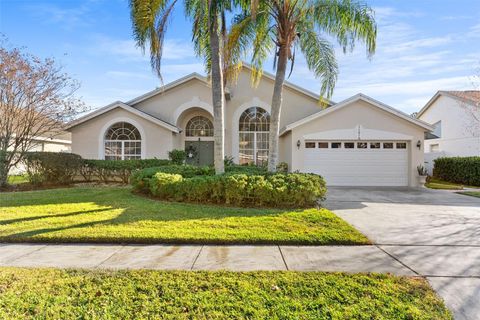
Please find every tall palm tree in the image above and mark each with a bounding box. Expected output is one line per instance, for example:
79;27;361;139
230;0;377;172
130;0;237;174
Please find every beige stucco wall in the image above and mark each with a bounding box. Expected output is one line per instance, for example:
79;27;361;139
288;100;426;187
70;107;174;159
128;67;323;162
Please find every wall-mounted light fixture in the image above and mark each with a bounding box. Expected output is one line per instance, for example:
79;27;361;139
297;140;301;149
416;140;421;149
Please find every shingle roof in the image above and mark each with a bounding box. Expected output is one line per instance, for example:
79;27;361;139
444;90;480;105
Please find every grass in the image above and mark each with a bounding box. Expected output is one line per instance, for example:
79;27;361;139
7;175;28;185
0;186;368;245
0;268;451;319
459;191;480;198
425;178;464;190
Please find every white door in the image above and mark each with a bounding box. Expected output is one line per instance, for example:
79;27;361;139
303;141;409;186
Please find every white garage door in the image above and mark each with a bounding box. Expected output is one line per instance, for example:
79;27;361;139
303;141;409;186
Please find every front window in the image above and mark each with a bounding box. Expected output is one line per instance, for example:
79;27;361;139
239;107;270;165
186;116;214;137
104;122;141;160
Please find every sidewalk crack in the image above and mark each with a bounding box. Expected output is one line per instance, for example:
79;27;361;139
278;246;289;271
95;245;125;269
191;245;204;270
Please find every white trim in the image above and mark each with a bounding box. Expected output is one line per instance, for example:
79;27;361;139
98;117;147;160
66;101;179;133
417;91;479;118
31;136;72;144
231;97;271;163
127;74;209;105
173;96;214;126
281;93;434;135
302;125;414;141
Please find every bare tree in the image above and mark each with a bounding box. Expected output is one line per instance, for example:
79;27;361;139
0;43;86;187
457;65;480;137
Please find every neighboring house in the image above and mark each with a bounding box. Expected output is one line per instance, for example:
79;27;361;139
9;131;72;174
66;66;432;187
416;91;480;174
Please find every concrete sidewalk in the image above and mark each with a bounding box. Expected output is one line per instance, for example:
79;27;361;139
0;243;416;275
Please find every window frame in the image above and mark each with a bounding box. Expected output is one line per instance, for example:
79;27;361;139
104;122;142;160
238;107;270;165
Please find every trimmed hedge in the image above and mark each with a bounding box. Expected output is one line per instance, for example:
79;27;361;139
22;152;172;185
23;152;84;185
130;164;268;192
434;157;480;186
80;159;171;183
147;172;326;208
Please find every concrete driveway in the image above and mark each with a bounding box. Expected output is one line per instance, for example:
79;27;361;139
325;187;480;320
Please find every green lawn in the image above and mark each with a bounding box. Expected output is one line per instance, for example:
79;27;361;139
0;268;451;319
7;175;28;185
0;186;368;245
425;178;464;190
459;191;480;198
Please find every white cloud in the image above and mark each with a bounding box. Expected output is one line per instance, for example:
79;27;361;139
90;35;195;62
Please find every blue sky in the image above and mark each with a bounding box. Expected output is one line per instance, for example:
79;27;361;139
1;0;479;114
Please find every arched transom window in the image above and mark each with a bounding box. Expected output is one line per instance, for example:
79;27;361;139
104;122;141;160
186;116;214;137
238;107;270;165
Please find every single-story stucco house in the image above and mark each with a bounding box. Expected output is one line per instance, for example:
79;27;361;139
66;66;433;187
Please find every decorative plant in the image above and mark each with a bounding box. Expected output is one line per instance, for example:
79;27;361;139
417;165;428;176
168;149;187;165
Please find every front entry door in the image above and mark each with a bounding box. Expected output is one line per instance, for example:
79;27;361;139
185;140;214;166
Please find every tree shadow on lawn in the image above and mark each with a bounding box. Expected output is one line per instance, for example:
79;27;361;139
0;187;325;243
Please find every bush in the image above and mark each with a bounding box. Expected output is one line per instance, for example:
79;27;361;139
168;149;187;165
146;172;326;208
23;152;84;185
434;157;480;186
130;165;214;191
82;159;171;183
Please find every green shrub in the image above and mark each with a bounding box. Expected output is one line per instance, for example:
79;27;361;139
434;157;480;186
130;165;215;191
82;159;171;183
146;172;326;208
168;149;187;165
149;172;183;199
23;152;84;185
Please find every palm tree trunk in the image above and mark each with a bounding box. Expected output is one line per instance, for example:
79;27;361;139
268;45;288;172
210;19;225;174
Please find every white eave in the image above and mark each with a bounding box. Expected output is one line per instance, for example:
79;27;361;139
416;90;478;118
280;93;434;136
65;101;180;133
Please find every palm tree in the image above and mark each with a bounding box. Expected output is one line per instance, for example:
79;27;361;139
130;0;237;174
230;0;377;172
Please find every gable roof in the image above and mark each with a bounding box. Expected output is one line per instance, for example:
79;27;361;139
417;90;480;118
280;93;433;135
65;101;179;132
127;64;334;107
127;73;209;106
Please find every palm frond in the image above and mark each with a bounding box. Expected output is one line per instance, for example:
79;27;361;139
313;0;377;57
297;25;338;101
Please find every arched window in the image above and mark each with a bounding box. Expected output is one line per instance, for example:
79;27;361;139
104;122;141;160
238;107;270;165
186;116;214;137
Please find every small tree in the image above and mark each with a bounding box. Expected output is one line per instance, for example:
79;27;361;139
0;43;86;187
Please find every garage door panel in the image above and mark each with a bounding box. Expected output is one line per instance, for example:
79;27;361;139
303;142;408;186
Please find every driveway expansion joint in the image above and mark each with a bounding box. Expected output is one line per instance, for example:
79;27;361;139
375;245;420;276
